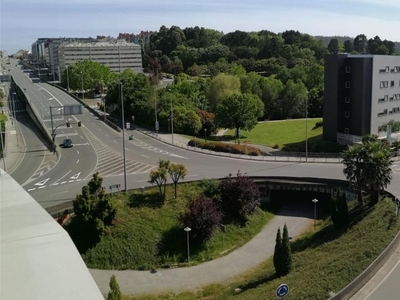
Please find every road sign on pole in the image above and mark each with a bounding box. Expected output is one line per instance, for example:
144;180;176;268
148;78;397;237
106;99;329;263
276;284;289;298
126;122;130;129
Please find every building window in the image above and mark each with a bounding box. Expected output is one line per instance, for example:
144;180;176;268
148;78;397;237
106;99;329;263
345;96;350;103
345;66;351;73
386;66;390;72
345;111;350;118
385;95;389;101
391;81;395;88
344;128;349;134
345;81;350;88
380;81;389;88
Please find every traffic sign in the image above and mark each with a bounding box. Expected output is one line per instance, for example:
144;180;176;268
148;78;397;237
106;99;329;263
126;122;130;129
276;284;289;298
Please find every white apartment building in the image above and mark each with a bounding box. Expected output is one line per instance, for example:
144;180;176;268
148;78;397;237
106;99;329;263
58;40;143;78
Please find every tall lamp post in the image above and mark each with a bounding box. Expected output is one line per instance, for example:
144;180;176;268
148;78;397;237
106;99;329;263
184;227;191;265
171;97;174;145
119;83;127;192
0;122;6;171
305;91;309;162
66;66;70;92
312;198;318;230
81;71;84;102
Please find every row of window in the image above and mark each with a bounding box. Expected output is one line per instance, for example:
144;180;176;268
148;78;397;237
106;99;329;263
379;80;400;88
378;94;400;102
379;66;400;73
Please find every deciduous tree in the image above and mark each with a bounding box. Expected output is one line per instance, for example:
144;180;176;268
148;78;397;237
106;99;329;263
107;275;122;300
168;163;187;198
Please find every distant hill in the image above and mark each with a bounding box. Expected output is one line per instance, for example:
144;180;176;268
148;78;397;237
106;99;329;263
314;35;400;52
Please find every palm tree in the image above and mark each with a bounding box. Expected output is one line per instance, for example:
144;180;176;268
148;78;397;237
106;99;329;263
342;144;365;205
362;140;392;205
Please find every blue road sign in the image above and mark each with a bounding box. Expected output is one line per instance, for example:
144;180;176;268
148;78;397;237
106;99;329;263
276;283;289;298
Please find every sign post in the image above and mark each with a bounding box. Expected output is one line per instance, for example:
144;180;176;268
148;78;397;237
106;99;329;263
276;283;289;298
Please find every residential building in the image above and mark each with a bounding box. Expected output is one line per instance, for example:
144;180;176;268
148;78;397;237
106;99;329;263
323;54;400;144
58;40;143;78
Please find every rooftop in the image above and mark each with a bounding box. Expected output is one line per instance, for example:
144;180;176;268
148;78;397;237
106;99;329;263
0;169;104;300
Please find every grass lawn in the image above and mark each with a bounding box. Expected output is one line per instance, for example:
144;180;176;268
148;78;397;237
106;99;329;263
0;113;7;121
225;118;322;148
125;198;400;300
80;181;274;270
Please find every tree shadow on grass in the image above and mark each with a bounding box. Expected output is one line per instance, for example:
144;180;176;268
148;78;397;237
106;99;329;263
290;203;375;253
157;225;206;267
237;273;278;292
129;192;164;209
281;135;346;153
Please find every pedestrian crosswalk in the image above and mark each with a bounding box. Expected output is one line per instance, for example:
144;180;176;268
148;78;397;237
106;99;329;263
82;128;156;177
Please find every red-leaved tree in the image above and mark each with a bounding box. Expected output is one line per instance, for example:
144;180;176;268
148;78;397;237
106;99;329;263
180;195;222;244
219;171;260;223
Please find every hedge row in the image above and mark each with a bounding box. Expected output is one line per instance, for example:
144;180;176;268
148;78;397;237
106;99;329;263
188;139;262;156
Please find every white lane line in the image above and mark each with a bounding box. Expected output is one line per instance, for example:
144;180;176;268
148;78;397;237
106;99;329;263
51;170;72;185
28;188;36;192
68;180;74;183
61;181;67;184
77;150;80;154
76;159;80;164
125;148;129;151
76;179;82;181
81;135;84;139
142;155;150;158
38;186;46;189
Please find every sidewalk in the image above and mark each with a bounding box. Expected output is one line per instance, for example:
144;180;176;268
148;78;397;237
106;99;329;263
0;113;24;174
90;208;313;296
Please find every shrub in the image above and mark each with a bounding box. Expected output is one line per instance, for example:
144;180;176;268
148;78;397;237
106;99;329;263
273;224;292;277
198;179;221;199
188;139;262;156
330;189;349;229
107;275;122;300
180;195;222;244
218;171;260;223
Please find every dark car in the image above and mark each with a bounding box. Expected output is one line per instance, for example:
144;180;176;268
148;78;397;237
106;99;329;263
61;138;73;148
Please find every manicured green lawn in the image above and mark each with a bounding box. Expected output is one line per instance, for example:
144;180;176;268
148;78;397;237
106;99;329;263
225;118;322;149
126;198;400;300
0;113;7;121
80;181;274;270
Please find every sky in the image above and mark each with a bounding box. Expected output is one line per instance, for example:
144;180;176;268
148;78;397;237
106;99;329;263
1;0;400;54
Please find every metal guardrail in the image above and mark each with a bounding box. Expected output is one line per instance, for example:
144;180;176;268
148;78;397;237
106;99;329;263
135;127;343;163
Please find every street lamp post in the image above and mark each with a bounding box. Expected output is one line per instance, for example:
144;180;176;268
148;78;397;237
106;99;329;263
305;92;309;162
0;123;6;171
119;83;127;192
66;66;70;92
81;72;84;102
171;97;174;145
102;82;106;122
204;128;207;143
184;227;191;265
312;198;318;230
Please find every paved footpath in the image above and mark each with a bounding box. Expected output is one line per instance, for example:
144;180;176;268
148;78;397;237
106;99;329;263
90;206;312;296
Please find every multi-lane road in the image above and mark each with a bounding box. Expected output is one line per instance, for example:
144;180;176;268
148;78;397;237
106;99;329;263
7;58;400;299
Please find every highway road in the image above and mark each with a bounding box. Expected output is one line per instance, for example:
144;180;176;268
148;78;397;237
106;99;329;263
7;58;400;298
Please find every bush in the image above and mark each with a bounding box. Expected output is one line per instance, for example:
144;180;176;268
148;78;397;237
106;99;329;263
198;179;221;200
107;275;122;300
329;189;349;229
218;171;261;223
180;195;222;244
273;224;292;277
188;139;262;156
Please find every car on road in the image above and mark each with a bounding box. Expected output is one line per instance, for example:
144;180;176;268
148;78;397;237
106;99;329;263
60;138;73;148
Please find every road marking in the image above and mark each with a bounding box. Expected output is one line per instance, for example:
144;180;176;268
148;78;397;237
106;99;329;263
77;150;80;154
38;186;46;189
76;159;80;164
61;181;67;184
28;188;36;192
76;179;82;181
35;178;50;186
142;155;150;158
70;172;81;180
51;170;72;185
169;153;188;159
68;180;74;183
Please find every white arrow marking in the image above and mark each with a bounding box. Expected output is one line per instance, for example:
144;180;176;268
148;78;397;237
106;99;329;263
70;172;81;180
35;178;50;186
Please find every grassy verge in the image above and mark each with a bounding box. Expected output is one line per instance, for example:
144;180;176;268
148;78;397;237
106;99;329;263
81;182;273;270
125;198;400;300
0;113;7;121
